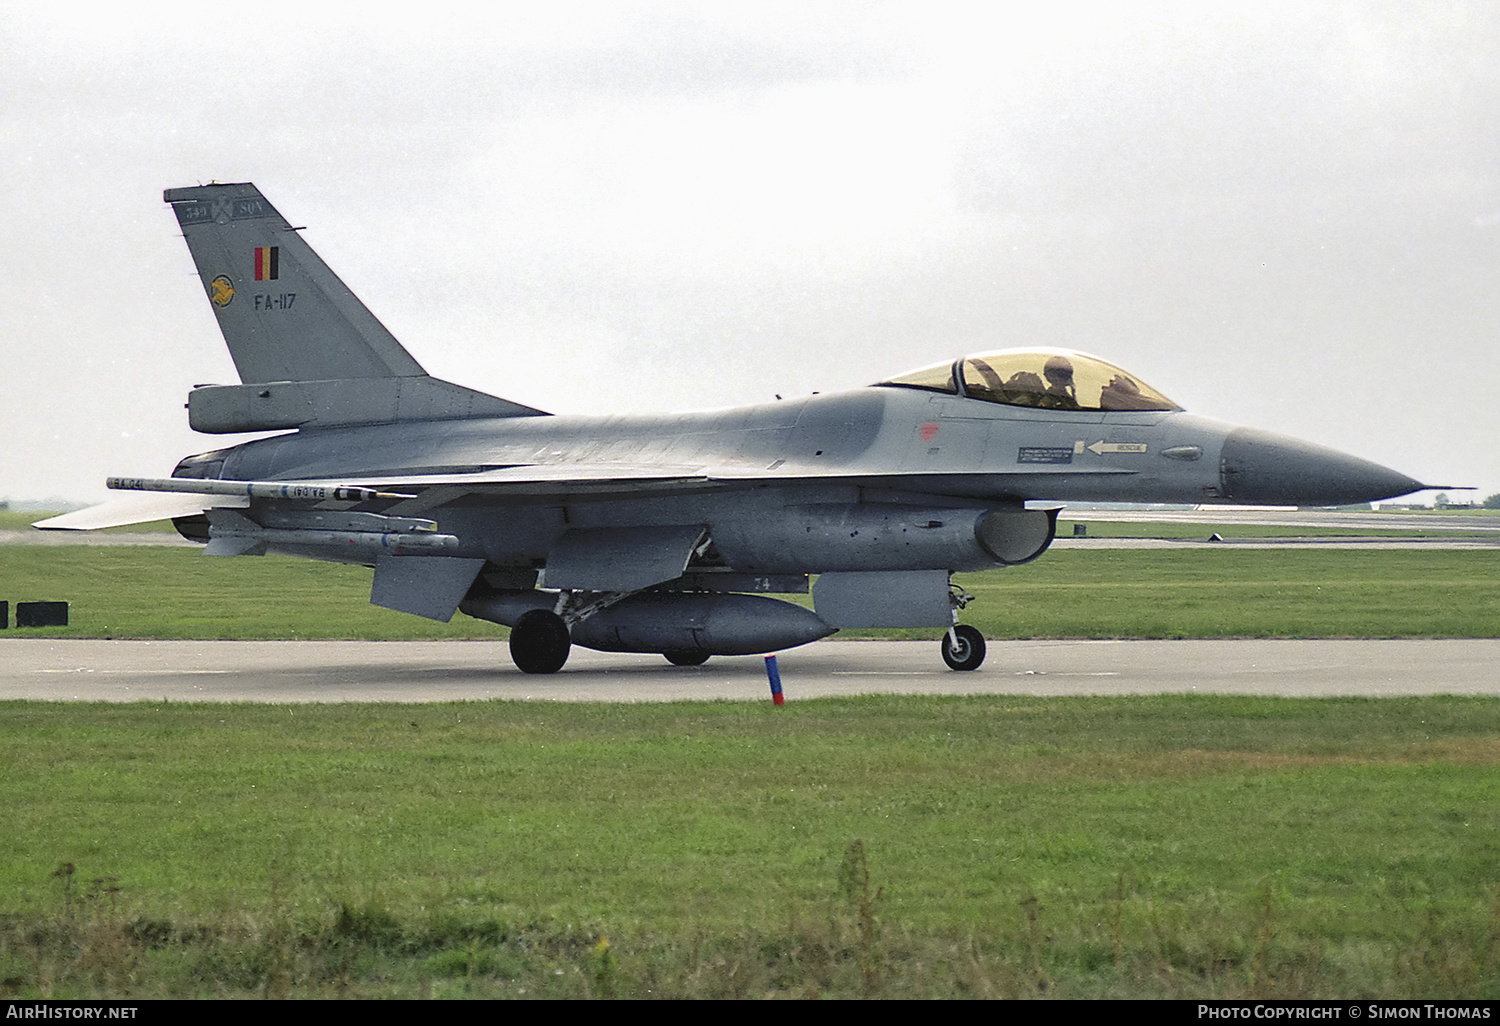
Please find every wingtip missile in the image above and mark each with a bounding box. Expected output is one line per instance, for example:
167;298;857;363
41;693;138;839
106;477;416;503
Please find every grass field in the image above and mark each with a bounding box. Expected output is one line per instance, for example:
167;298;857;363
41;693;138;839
2;695;1499;999
1;544;1497;640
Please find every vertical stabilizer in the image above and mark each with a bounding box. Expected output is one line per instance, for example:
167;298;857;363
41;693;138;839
164;183;426;383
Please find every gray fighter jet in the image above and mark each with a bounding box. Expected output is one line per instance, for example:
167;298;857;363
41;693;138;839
37;183;1427;673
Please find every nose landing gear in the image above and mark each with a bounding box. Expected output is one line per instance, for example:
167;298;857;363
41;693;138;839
941;624;986;671
941;580;986;671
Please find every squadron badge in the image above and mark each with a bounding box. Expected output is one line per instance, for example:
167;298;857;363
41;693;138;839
209;274;235;308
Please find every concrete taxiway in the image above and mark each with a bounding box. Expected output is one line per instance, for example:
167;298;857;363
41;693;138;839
1;638;1496;703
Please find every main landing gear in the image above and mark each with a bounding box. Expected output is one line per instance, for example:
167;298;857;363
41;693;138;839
664;649;711;666
509;589;636;675
941;579;986;671
509;609;571;674
509;613;713;672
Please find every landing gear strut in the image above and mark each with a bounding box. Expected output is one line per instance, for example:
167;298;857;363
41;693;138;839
510;609;571;674
940;579;986;671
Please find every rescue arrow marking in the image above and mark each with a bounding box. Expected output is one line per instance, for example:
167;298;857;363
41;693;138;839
1086;441;1148;456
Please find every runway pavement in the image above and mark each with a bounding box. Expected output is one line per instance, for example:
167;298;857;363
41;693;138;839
2;637;1496;703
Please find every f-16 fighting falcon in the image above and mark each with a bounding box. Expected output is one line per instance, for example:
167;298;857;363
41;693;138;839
37;184;1427;673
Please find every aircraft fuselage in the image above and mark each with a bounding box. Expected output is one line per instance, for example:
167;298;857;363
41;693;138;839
188;384;1415;575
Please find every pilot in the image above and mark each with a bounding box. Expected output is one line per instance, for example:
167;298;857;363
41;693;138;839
1040;355;1080;409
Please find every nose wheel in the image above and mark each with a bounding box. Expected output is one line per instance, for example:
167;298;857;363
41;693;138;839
941;625;986;671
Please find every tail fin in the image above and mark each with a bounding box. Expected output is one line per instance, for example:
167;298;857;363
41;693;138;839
165;183;544;432
165;182;423;382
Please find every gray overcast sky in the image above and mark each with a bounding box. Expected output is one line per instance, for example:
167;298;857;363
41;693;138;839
3;1;1496;504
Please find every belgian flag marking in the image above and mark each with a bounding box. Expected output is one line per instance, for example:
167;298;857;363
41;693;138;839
253;246;279;281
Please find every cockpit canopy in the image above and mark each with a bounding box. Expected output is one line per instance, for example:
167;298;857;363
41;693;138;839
876;348;1180;412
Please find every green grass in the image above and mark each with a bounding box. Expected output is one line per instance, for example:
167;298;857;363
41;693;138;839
2;695;1498;998
0;546;496;640
0;510;63;531
2;545;1496;639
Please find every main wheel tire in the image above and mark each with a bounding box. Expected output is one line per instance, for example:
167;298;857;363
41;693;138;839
510;610;571;674
664;649;711;666
941;625;987;671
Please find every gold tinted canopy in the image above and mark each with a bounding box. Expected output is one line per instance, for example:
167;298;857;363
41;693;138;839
878;349;1179;412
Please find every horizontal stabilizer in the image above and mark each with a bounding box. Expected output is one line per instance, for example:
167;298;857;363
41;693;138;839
33;492;246;531
189;376;544;433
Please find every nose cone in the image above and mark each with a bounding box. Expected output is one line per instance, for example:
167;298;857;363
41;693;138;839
1220;428;1424;506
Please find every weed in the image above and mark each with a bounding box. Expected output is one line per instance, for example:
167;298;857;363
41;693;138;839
1019;895;1047;994
837;839;884;997
1250;883;1275;994
592;935;617;998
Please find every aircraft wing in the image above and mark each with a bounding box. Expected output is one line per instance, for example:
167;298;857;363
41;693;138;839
333;459;1135;499
36;467;724;530
56;459;1138;526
